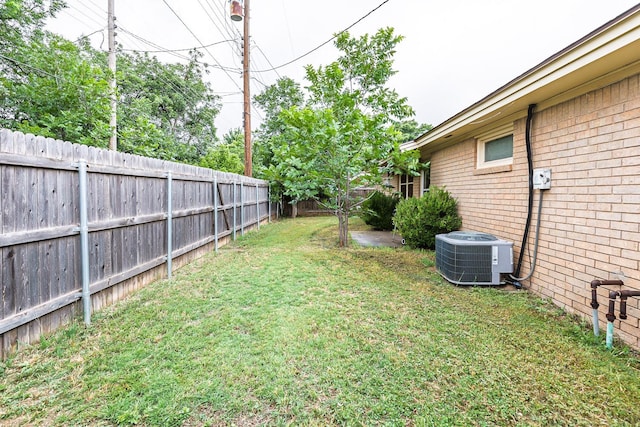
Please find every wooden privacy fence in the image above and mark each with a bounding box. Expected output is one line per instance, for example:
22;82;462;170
0;129;273;359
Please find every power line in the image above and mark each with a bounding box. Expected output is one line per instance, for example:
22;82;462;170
161;0;243;92
63;3;105;29
56;8;100;33
74;28;106;44
197;0;242;55
254;0;392;73
0;53;58;79
85;0;108;15
118;27;192;62
118;26;240;72
252;42;281;79
121;38;235;54
73;0;106;22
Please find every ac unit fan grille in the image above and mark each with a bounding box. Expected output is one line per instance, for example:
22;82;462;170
436;239;493;283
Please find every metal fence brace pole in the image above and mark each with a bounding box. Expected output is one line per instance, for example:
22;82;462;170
240;181;245;236
268;184;271;223
232;181;237;241
213;176;218;253
256;183;260;230
166;172;173;279
78;161;91;326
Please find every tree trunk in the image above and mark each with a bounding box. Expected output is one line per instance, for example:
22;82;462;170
291;201;298;219
337;210;349;247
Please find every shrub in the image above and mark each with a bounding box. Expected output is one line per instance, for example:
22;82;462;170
359;191;400;231
392;186;462;249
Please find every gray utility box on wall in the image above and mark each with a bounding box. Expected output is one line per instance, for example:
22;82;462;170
435;231;513;286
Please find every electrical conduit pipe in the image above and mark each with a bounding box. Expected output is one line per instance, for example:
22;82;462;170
512;105;536;288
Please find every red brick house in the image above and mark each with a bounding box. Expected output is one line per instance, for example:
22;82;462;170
399;5;640;349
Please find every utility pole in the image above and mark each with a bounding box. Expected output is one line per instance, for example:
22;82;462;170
108;0;117;151
242;0;252;177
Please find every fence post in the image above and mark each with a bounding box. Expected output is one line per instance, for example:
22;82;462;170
268;184;271;223
166;171;173;279
240;181;245;236
256;183;260;230
232;181;237;241
78;161;91;326
213;176;218;253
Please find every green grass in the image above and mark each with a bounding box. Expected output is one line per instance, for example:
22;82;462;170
1;217;639;426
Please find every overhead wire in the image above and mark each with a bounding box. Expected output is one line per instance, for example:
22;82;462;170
253;0;391;73
199;0;243;51
196;0;242;72
202;0;243;69
280;0;296;58
161;0;243;92
60;3;105;29
51;0;272;130
84;0;108;15
81;23;224;115
55;8;100;33
74;28;106;44
119;38;236;54
252;42;282;80
72;0;106;23
0;52;59;79
118;26;240;72
207;1;243;41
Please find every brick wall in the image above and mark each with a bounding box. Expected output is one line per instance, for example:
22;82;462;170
429;73;640;348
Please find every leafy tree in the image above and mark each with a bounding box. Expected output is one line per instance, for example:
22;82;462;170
1;33;112;146
116;50;221;162
0;1;110;145
0;0;65;59
199;128;244;174
393;119;432;142
253;77;305;177
1;3;221;162
270;28;414;246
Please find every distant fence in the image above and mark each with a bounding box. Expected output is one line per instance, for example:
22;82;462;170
0;129;273;359
291;189;375;217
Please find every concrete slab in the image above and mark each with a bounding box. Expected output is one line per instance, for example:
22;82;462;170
351;231;404;248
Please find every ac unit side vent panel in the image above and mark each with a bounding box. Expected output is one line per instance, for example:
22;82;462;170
435;232;513;286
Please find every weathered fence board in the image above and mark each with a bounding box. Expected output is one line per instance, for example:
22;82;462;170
0;128;273;359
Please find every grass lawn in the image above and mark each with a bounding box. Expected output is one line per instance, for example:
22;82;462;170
1;217;639;426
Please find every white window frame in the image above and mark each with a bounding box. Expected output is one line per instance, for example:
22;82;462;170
399;174;414;199
421;169;430;195
476;124;514;169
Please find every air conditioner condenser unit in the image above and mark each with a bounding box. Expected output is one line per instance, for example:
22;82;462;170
435;231;513;285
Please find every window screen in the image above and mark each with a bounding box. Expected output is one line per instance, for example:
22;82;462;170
484;135;513;162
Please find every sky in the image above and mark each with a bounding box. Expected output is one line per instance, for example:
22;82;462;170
46;0;640;138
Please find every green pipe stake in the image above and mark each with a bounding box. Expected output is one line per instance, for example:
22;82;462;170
606;322;614;349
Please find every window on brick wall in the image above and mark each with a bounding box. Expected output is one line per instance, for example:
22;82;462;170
421;168;430;195
477;124;514;169
399;174;414;199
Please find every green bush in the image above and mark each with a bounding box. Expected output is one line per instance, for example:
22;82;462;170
392;186;462;249
359;191;400;231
